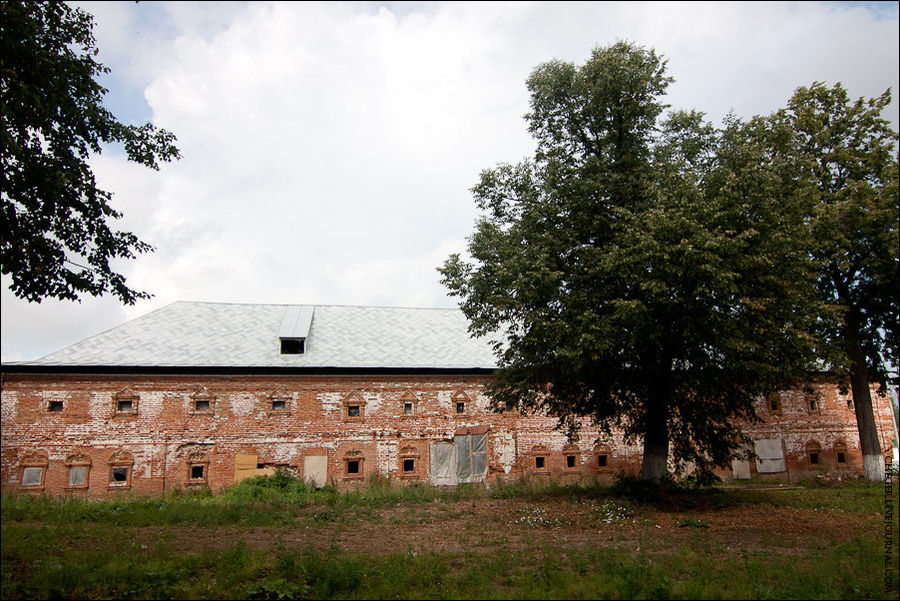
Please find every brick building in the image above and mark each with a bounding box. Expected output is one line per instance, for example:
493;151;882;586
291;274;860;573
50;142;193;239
1;302;897;496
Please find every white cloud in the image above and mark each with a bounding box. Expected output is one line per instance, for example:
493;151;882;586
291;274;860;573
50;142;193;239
3;1;897;361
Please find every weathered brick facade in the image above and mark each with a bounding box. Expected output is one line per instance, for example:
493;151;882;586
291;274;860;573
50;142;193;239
2;370;896;496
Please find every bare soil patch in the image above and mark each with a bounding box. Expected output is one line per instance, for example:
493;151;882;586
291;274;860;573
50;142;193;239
68;495;878;558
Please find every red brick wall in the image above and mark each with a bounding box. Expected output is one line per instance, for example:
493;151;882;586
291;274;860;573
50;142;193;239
1;373;896;496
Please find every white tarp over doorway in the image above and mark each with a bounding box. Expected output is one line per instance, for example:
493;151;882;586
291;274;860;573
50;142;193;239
430;442;457;485
455;433;487;484
754;438;786;473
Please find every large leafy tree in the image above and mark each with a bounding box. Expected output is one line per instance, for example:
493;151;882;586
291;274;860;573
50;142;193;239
440;42;819;481
782;82;899;481
1;0;179;304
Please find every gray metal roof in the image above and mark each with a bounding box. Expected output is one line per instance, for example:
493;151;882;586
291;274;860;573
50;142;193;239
19;302;498;370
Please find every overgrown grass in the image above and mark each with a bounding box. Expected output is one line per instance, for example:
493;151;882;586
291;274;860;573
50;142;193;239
2;475;896;599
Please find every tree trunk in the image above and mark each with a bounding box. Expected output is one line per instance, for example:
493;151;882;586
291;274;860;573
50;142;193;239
641;363;671;482
845;310;884;482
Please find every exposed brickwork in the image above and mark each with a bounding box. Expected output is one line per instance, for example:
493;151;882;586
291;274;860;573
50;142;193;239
1;372;896;496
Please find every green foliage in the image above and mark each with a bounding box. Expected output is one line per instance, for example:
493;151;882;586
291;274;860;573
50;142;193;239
778;82;899;480
0;0;180;304
440;42;820;481
782;82;899;381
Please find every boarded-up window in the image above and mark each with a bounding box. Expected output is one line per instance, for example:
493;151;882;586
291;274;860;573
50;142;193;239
455;434;487;484
754;438;786;473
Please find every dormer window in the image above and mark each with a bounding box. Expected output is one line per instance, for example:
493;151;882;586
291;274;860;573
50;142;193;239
278;306;313;355
280;338;305;354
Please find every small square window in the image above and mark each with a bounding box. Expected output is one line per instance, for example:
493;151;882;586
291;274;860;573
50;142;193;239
456;402;465;414
403;458;416;473
195;399;210;411
280;338;304;354
347;405;360;417
346;460;360;474
809;452;819;465
117;399;133;412
48;400;64;412
404;402;414;415
111;466;129;483
535;456;545;469
597;454;608;468
846;398;853;410
566;455;576;468
271;399;286;411
190;464;205;479
68;466;87;487
21;467;43;487
809;399;818;412
836;452;846;464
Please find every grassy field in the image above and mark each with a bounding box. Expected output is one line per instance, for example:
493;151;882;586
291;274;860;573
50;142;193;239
2;474;898;599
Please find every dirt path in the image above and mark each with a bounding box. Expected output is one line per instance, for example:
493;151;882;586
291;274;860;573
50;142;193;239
95;496;879;557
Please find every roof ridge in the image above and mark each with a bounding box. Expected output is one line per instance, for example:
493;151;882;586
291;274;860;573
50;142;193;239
172;300;463;311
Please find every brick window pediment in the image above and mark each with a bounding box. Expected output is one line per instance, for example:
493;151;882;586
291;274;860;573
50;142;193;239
343;450;365;479
399;445;421;479
191;387;216;414
451;390;469;415
65;452;92;489
531;445;550;472
114;387;139;416
343;391;366;421
594;445;613;471
108;450;134;488
400;391;417;416
268;389;291;413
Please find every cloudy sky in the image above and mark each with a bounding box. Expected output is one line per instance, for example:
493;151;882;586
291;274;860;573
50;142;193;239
2;1;898;363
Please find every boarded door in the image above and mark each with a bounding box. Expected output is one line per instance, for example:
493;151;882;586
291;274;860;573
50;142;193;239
731;459;752;479
455;433;487;484
303;455;328;488
754;438;786;473
430;442;457;485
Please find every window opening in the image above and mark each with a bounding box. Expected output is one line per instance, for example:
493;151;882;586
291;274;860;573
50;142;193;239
111;467;129;483
598;454;608;467
805;440;822;468
566;455;576;468
191;464;205;479
347;460;360;474
68;466;87;487
456;401;465;414
48;400;64;412
280;338;305;354
404;402;414;415
535;456;545;469
114;388;139;415
403;458;415;473
347;404;360;417
271;399;286;410
837;452;846;464
21;467;43;487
